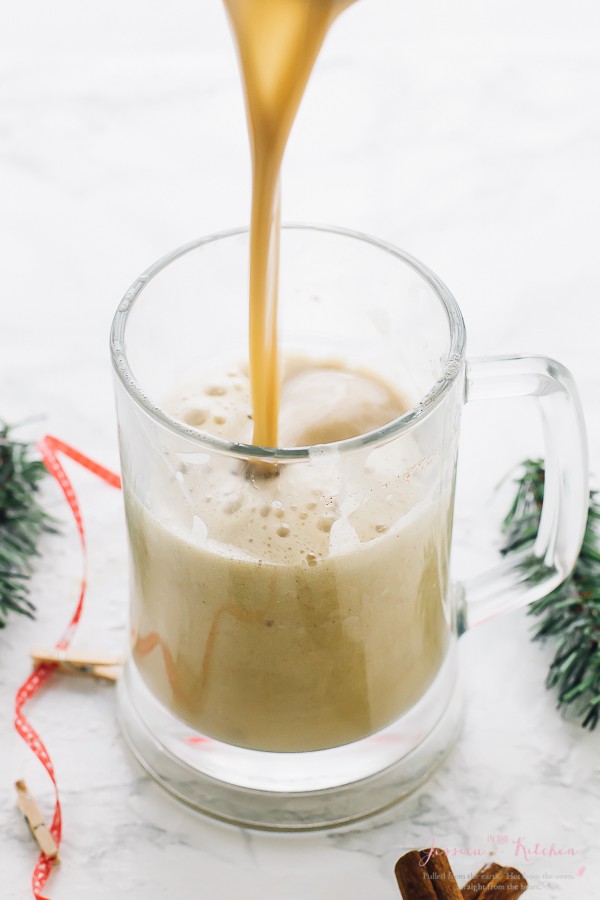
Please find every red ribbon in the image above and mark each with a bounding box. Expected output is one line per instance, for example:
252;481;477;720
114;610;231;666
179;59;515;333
14;436;121;900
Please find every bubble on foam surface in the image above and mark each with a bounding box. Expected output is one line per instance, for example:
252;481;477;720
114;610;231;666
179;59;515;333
183;407;208;427
318;515;335;533
223;496;243;515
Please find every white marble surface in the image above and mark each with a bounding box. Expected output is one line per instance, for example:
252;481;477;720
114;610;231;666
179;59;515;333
2;0;600;896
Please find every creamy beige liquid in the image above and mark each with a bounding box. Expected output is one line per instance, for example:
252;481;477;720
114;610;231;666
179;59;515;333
127;360;452;751
223;0;354;446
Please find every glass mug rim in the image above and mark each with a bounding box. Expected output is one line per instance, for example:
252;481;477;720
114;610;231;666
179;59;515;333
110;223;467;461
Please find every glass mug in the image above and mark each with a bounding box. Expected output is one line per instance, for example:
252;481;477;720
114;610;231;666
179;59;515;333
111;226;588;829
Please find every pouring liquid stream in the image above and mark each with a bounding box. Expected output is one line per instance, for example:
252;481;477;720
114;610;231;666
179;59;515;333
223;0;355;447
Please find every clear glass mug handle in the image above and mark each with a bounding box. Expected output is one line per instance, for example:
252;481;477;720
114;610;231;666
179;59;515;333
458;355;589;631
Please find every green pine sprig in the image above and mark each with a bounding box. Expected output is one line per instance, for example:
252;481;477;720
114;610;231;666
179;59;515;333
501;459;600;730
0;422;57;628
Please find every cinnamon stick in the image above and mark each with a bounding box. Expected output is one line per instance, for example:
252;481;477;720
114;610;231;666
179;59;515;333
395;852;528;899
461;863;527;898
461;863;503;896
395;848;463;899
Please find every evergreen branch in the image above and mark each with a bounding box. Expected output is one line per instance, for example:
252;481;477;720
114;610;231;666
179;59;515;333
0;422;57;628
501;459;600;729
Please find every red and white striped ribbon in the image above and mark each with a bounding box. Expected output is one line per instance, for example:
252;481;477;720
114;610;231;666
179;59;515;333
14;436;121;900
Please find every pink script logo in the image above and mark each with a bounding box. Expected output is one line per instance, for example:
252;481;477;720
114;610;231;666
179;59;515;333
512;836;580;862
420;836;581;868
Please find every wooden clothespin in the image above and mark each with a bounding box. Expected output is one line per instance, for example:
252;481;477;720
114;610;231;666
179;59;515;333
30;648;123;682
15;780;59;860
